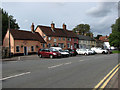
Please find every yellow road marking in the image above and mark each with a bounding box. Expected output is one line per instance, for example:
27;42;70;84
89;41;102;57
100;66;119;88
93;63;120;89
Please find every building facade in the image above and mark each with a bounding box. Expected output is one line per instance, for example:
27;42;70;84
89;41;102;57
3;27;46;55
35;23;78;49
77;35;96;49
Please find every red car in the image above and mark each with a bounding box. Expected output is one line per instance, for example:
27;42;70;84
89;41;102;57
38;49;61;59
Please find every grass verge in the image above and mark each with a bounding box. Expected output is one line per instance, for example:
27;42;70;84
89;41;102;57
112;50;120;53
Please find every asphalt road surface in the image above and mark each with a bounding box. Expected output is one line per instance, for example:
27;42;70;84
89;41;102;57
2;54;119;88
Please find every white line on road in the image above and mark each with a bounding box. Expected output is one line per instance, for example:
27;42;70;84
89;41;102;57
48;62;72;69
79;60;84;62
48;64;63;69
0;72;31;81
64;62;72;65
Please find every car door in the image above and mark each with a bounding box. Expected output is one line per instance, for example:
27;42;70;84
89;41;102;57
41;49;46;57
45;50;50;57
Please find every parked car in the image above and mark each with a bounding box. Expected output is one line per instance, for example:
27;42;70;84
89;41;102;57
86;49;95;55
50;47;69;57
38;48;61;59
76;49;91;55
91;47;108;54
107;49;113;54
64;49;77;56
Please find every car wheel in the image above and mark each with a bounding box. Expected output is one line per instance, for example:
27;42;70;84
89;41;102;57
102;51;105;54
39;54;42;58
50;55;53;59
84;53;87;56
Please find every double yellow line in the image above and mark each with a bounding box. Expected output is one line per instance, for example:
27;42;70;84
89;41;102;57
93;63;120;89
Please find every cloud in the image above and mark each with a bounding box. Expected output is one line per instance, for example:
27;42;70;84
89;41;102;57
86;2;117;17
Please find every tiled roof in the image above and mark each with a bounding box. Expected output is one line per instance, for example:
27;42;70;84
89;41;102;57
77;35;95;41
10;29;46;43
37;25;78;38
99;36;109;42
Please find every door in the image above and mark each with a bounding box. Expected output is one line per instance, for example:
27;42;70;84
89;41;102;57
24;46;27;55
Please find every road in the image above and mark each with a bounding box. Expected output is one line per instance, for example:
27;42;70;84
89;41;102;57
2;54;119;88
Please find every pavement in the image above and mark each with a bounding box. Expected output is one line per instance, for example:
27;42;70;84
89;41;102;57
1;54;39;61
1;53;119;88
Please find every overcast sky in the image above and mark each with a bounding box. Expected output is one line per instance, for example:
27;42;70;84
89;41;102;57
1;1;119;36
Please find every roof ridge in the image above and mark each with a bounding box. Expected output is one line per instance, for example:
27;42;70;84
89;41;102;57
10;29;32;33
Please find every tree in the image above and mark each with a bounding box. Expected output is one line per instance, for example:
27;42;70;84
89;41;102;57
109;17;120;50
94;35;102;39
72;24;91;36
1;8;20;45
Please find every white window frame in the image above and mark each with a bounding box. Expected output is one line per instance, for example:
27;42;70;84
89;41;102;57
48;37;51;41
67;43;70;48
54;38;56;42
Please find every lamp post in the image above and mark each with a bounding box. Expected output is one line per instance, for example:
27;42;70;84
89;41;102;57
8;16;11;57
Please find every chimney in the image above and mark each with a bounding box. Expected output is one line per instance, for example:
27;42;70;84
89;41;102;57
106;35;107;38
63;23;66;30
51;21;55;30
31;23;34;32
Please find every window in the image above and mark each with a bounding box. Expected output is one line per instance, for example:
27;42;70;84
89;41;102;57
43;44;45;48
63;37;65;41
48;37;51;41
43;36;46;39
67;38;71;41
48;44;51;48
54;38;56;42
16;46;20;52
59;37;61;40
58;43;64;48
31;46;34;52
67;43;70;48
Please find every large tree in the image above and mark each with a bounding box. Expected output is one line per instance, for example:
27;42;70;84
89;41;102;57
1;8;20;45
109;17;120;50
94;35;102;39
72;24;91;35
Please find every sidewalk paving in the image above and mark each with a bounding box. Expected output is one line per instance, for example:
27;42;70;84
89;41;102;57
1;54;39;61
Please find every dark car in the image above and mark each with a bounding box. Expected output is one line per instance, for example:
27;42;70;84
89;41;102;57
38;49;61;59
65;49;77;56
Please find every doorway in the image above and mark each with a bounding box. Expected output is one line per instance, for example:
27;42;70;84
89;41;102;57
24;46;27;55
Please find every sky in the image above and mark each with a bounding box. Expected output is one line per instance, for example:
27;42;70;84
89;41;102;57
1;1;119;36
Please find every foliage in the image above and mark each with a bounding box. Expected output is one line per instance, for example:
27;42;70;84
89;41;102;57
94;35;102;39
72;24;91;36
1;8;20;45
109;17;120;50
112;50;120;53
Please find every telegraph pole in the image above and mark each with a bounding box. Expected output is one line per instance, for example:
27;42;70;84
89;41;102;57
8;16;11;57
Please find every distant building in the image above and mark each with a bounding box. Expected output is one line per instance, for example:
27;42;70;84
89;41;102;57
99;35;114;49
77;35;96;49
95;39;104;48
3;23;46;55
35;23;79;49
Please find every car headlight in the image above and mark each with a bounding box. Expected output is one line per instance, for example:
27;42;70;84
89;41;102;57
53;53;57;55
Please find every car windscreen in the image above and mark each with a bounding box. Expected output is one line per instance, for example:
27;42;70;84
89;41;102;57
59;49;64;52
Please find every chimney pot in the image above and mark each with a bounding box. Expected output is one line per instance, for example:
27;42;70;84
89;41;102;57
63;23;66;30
31;23;34;32
51;22;55;30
